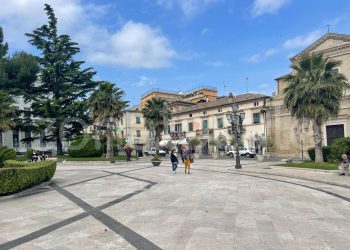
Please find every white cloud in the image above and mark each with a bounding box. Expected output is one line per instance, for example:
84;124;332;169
283;30;322;49
204;60;226;67
87;21;176;68
133;76;156;87
245;48;279;63
0;0;177;69
156;0;222;17
251;0;290;17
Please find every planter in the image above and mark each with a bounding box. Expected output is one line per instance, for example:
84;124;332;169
257;155;265;162
151;160;162;166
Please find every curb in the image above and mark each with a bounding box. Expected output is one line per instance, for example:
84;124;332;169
0;180;52;201
231;169;350;189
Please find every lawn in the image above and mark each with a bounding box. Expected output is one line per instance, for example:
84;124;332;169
56;155;136;161
274;161;338;170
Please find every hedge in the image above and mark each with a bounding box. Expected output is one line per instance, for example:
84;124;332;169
0;160;56;196
68;135;103;158
307;146;331;162
329;137;350;161
0;147;16;166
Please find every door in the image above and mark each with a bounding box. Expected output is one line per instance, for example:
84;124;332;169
201;139;209;155
326;124;344;145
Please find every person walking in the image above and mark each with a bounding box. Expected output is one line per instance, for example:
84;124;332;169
339;153;350;176
184;155;191;174
170;149;178;174
124;146;133;162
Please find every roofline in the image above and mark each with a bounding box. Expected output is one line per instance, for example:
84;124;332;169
290;32;350;61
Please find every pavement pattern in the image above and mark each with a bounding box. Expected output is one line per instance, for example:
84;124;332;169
1;159;350;249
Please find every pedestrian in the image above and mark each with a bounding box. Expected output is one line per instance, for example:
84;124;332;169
338;153;350;176
180;147;185;163
184;155;191;174
170;149;178;174
124;146;133;162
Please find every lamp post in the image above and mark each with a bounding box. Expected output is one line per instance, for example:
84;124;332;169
226;104;245;169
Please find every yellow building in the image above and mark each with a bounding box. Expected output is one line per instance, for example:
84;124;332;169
121;106;149;156
267;33;350;158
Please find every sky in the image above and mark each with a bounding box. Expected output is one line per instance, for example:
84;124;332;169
1;0;350;105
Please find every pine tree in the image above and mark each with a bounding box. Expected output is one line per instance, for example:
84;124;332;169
26;4;97;155
0;26;15;132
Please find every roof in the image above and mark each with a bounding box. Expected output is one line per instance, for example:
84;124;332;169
275;74;289;80
291;32;350;60
174;93;269;114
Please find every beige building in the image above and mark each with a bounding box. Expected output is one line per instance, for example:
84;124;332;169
166;93;270;155
266;33;350;158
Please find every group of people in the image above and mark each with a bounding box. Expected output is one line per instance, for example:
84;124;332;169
170;149;191;174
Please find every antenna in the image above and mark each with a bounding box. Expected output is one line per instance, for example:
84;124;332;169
223;81;227;95
326;24;331;33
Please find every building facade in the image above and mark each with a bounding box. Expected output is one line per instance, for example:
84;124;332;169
0;96;65;154
266;33;350;158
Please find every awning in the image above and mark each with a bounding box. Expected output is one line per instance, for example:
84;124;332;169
159;140;169;146
178;138;188;145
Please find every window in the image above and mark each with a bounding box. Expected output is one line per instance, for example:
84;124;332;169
13;128;19;148
0;130;2;147
203;111;207;115
254;102;259;106
25;131;31;148
136;116;141;124
189;114;192;117
203;120;208;135
217;118;223;129
218;108;222;112
188;122;193;132
253;113;260;124
136;130;141;137
175;124;182;132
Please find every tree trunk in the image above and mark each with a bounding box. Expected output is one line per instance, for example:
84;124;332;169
56;134;63;155
106;128;113;159
313;122;324;163
155;128;160;158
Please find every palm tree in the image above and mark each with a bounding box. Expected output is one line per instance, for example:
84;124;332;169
88;81;128;159
0;90;15;132
284;53;348;163
142;97;171;158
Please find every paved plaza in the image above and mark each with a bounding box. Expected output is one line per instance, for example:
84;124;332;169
1;159;350;249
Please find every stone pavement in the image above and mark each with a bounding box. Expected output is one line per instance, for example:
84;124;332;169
1;159;350;249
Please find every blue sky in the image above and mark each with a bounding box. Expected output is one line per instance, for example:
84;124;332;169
1;0;350;105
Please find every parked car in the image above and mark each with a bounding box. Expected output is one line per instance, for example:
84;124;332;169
144;147;167;156
227;146;256;158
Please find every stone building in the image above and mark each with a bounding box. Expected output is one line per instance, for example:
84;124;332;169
266;33;350;158
165;93;270;155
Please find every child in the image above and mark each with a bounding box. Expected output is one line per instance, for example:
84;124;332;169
184;155;191;174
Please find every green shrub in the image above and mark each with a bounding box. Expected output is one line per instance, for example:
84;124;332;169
329;137;350;161
68;135;103;158
0;147;16;167
0;160;56;195
26;148;34;159
307;146;331;162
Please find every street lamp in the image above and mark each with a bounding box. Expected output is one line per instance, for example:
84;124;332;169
226;104;245;169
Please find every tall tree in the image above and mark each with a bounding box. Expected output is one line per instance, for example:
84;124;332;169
0;26;14;132
88;81;128;159
26;4;97;155
142;97;170;158
284;53;348;163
